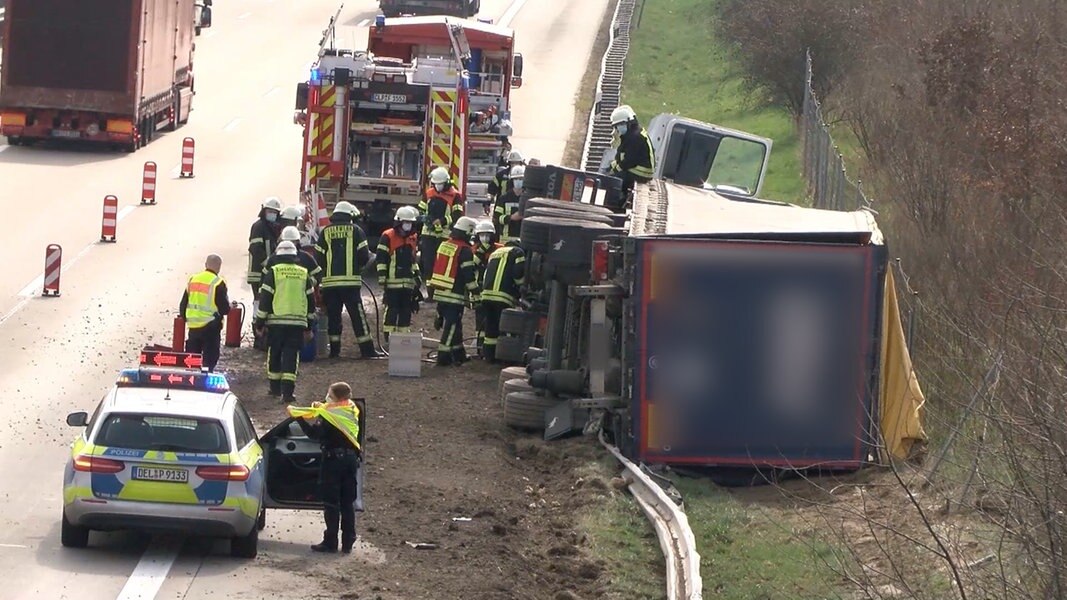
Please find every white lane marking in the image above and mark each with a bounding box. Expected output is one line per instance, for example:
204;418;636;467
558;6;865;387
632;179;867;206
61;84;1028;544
0;543;27;548
115;537;182;600
237;11;252;19
499;0;529;27
16;204;139;298
262;86;280;98
357;18;370;27
223;118;242;132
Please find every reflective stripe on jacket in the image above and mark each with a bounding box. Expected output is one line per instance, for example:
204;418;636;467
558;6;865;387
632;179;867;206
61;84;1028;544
376;229;420;289
288;400;361;450
429;238;479;304
481;246;525;306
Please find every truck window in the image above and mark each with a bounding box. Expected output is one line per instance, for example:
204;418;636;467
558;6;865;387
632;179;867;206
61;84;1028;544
706;136;767;196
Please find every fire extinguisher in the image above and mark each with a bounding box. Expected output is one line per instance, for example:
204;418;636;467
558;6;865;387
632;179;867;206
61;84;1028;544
225;302;245;348
173;315;186;352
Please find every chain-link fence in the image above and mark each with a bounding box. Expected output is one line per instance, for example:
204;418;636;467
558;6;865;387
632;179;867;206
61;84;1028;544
801;51;870;212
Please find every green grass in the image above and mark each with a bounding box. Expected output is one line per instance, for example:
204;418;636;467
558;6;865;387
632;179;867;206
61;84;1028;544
622;0;806;204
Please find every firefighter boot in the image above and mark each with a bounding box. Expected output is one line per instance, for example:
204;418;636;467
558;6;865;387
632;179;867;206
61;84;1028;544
359;341;385;359
281;381;296;403
268;380;282;397
329;342;341;358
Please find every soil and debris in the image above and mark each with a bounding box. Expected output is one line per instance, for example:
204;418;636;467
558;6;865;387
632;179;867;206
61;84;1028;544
220;292;618;600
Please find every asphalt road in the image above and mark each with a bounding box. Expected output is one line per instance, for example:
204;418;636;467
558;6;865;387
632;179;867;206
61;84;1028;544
0;0;608;597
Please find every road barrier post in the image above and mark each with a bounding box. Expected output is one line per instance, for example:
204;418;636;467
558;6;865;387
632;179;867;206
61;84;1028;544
141;161;157;204
101;195;118;242
42;244;62;297
180;137;195;178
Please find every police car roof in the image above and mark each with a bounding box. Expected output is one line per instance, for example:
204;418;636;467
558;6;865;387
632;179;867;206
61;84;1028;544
105;387;235;421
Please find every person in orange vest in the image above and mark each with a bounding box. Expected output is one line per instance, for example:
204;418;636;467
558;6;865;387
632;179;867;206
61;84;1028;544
428;216;480;366
418;166;465;299
375;206;421;339
472;220;502;357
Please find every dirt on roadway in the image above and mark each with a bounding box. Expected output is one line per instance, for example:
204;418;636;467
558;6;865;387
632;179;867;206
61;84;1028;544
222;297;617;600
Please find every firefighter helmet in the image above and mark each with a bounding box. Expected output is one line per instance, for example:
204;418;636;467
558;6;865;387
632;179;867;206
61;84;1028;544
281;205;304;221
333;201;360;217
276;241;298;256
453;216;477;235
429;166;450;185
395;206;419;222
510;164;526;180
262;197;283;211
474;220;496;235
507;150;524;164
610;105;637;125
280;226;302;242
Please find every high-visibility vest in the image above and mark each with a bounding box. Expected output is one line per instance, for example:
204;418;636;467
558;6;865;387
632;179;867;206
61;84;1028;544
287;400;361;450
185;270;222;329
267;263;310;327
481;246;524;306
429;239;471;292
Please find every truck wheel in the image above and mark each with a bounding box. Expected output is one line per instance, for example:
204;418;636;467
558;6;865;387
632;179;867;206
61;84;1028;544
525;197;615;216
520;216;589;253
495;335;527;365
504;391;558;431
502;377;534;407
498;366;528;396
525;206;615;226
544;222;616;269
499;308;539;337
61;512;90;548
231;526;259;559
522;165;551;195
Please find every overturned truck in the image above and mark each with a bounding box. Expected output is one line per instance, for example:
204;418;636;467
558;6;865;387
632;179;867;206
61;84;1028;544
497;115;926;473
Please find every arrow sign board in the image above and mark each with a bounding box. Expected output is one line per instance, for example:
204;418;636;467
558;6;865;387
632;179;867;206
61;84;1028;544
139;349;203;369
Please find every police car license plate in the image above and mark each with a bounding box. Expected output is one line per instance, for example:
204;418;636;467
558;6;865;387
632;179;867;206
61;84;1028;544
132;466;189;483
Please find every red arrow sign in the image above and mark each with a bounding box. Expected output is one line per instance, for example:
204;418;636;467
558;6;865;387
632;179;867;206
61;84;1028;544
183;354;202;368
167;374;183;385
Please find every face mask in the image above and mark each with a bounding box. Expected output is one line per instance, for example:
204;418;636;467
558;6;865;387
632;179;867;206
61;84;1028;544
434;183;446;192
513;179;524;192
615;124;628;135
265;212;278;223
400;222;413;233
479;233;492;245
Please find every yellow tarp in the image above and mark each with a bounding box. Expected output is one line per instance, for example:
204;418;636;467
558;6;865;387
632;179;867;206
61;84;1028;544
878;269;928;460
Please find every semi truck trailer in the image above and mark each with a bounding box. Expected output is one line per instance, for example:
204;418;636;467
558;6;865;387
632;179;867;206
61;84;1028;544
0;0;201;151
379;0;480;18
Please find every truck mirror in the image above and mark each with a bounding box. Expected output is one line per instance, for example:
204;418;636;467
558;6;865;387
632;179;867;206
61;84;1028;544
512;54;524;78
296;83;309;110
511;76;523;89
201;6;212;28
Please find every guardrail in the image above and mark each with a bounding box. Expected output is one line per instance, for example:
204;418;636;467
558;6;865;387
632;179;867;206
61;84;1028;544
579;0;636;173
600;432;703;599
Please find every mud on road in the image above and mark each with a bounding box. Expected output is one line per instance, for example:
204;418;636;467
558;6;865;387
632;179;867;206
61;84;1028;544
222;303;617;600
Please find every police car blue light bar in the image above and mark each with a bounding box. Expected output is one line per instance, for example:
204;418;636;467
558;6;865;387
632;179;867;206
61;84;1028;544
116;368;230;393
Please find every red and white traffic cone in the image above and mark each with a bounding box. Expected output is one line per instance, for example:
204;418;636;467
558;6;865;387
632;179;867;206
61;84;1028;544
141;161;157;204
179;137;195;178
42;244;62;297
101;195;118;242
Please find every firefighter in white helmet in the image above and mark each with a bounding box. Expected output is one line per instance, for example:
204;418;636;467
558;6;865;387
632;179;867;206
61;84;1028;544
418;166;466;297
488;149;525;218
253;240;316;401
314;202;384;359
606;105;655;197
472;219;502;358
249;197;283;298
427;216;481;366
375;206;422;337
494;164;525;243
278;205;306;231
263;226;322;285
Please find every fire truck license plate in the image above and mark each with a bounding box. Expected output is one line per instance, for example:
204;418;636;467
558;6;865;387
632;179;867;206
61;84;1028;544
372;93;407;104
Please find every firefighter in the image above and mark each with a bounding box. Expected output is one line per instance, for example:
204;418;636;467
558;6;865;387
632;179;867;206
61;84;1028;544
289;381;362;554
254;241;315;401
314;201;383;359
480;241;526;363
428;216;480;366
376;206;421;338
418;166;465;297
488;150;525;225
248;197;283;298
494;164;525;243
178;254;231;372
472;220;502;357
606;105;656;198
278;205;305;231
264;226;322;285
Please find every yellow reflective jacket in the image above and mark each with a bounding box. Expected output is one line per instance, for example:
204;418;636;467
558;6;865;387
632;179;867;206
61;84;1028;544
287;400;361;450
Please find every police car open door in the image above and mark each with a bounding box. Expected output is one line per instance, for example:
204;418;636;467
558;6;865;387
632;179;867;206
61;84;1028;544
259;399;366;512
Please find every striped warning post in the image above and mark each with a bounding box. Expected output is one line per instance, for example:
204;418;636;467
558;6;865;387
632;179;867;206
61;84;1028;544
141;161;157;204
101;195;118;242
315;192;330;230
180;137;195;178
42;244;62;297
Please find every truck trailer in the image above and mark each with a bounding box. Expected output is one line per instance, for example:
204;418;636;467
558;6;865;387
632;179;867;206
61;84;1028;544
379;0;481;18
497;115;926;474
295;13;522;231
0;0;200;151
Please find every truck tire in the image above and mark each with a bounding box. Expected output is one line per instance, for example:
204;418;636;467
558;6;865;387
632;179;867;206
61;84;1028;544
525;206;615;226
525;197;615;216
544;222;617;269
504;391;558;431
498;366;529;396
495;335;527;365
522;165;551;194
500;308;540;336
520;216;589;253
503;377;533;396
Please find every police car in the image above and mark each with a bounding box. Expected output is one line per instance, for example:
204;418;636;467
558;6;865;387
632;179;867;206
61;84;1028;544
62;349;366;558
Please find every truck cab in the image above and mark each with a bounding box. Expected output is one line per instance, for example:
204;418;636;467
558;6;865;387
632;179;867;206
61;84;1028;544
379;0;481;18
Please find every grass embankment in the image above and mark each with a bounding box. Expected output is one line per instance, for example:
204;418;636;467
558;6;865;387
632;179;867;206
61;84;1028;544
623;0;805;203
578;1;851;598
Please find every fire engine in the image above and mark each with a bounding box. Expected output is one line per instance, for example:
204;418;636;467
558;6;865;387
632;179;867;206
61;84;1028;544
295;11;524;232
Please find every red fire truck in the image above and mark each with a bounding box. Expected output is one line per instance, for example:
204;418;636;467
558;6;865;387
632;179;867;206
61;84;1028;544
295;13;523;231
